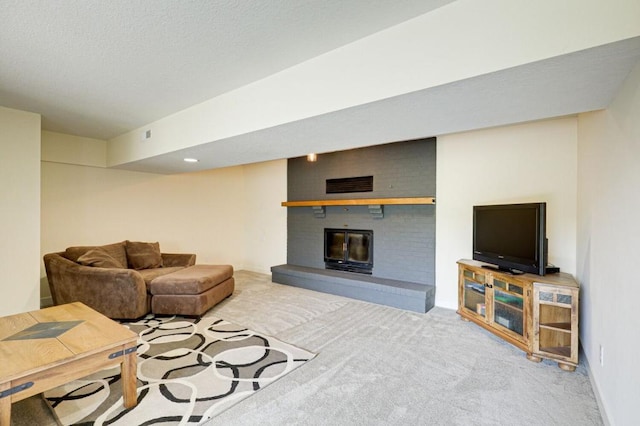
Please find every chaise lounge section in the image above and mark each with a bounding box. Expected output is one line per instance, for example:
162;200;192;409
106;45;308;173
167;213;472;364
150;264;235;317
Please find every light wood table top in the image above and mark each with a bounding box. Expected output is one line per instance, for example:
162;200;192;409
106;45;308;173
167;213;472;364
0;302;138;425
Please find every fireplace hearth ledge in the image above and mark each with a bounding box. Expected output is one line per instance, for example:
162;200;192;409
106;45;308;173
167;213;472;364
270;264;435;313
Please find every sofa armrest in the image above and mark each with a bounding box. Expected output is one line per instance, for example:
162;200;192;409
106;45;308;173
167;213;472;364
161;253;196;267
43;253;149;319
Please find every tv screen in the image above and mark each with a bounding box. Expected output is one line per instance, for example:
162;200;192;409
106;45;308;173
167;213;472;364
473;202;547;275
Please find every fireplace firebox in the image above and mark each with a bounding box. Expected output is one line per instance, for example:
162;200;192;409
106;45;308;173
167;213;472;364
324;228;373;274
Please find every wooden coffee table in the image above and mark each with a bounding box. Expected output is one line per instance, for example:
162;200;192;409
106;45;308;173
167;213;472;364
0;302;138;425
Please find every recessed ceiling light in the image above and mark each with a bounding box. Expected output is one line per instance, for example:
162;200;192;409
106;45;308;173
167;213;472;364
183;158;199;163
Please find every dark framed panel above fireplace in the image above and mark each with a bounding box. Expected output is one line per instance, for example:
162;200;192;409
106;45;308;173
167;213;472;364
324;228;373;274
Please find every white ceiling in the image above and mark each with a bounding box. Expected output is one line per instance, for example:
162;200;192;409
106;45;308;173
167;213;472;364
2;1;640;174
1;0;453;139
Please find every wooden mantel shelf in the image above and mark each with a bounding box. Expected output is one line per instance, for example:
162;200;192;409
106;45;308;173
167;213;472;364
281;197;435;207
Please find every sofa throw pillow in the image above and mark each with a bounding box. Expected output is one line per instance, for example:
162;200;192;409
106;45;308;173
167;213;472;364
65;241;127;269
126;241;163;270
77;248;123;268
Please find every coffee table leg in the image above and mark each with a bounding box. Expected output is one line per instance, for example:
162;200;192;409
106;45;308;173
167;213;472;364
121;349;138;409
0;382;10;426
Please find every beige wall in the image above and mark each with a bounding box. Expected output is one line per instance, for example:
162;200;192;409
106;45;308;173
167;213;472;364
0;106;41;316
435;117;578;309
43;119;581;312
41;130;107;167
241;159;288;274
577;62;640;425
40;132;287;305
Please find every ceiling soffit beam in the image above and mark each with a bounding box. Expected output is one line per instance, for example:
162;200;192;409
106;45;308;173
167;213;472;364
108;0;640;170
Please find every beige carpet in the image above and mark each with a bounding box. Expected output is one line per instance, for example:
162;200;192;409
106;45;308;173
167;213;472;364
12;270;602;425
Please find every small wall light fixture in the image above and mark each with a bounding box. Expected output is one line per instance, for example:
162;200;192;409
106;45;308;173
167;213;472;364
307;153;317;162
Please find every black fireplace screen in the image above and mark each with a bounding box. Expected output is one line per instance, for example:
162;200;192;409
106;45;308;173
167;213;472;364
324;228;373;274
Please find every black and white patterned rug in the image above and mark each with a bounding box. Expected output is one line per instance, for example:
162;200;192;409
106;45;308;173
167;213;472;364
44;315;316;425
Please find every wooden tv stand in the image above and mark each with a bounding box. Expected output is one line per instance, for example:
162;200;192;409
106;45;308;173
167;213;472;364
457;259;579;371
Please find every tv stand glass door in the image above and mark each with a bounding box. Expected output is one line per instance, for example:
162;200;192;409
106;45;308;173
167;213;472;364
461;268;488;319
492;278;525;337
460;268;528;343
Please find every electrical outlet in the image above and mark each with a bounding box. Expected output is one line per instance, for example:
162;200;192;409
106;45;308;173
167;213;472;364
599;345;604;367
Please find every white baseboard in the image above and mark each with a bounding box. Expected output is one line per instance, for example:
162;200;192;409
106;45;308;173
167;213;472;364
581;344;610;426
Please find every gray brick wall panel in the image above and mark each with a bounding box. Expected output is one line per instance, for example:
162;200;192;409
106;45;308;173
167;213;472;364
285;138;436;287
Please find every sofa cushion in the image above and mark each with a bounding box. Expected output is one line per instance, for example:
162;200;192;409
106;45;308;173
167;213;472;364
126;241;163;270
150;265;234;295
138;267;185;289
65;242;127;269
77;248;122;268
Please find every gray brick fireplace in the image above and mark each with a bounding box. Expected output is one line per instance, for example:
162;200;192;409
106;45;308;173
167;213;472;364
272;137;436;312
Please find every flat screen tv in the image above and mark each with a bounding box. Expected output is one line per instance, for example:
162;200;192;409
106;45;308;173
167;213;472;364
473;202;548;275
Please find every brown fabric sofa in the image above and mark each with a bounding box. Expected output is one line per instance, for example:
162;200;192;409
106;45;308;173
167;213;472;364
43;241;196;319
